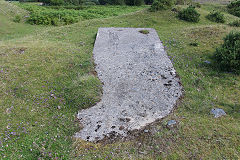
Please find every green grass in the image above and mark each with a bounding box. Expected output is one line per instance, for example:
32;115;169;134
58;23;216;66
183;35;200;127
139;29;150;34
0;1;240;159
0;1;40;40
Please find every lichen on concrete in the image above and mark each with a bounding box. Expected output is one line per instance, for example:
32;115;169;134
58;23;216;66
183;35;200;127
75;28;183;142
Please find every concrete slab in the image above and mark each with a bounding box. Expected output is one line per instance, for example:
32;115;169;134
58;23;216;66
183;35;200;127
75;28;182;142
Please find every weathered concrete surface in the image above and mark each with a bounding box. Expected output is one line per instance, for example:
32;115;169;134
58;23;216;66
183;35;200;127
75;28;182;142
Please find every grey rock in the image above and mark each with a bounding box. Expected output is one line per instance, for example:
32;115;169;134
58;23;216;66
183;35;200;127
167;120;177;127
211;108;226;118
6;106;13;114
204;60;211;64
144;129;149;133
75;28;183;142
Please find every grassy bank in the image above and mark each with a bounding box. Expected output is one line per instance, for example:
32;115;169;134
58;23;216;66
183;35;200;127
0;1;239;159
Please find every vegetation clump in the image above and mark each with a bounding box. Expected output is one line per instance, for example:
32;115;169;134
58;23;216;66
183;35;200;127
206;11;225;23
17;3;144;25
144;0;153;5
150;0;176;12
175;0;192;5
214;31;240;73
227;0;240;17
189;41;199;46
125;0;144;6
98;0;125;5
13;15;22;23
40;0;82;6
139;29;149;34
190;2;201;8
229;20;240;27
178;6;200;22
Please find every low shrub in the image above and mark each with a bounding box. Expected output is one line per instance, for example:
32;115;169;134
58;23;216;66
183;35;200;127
144;0;154;5
171;6;182;12
189;41;199;46
139;30;149;34
150;0;176;12
125;0;144;6
27;11;79;25
19;0;39;2
18;3;144;25
82;0;99;5
227;0;240;17
206;11;225;23
13;15;21;23
175;0;192;5
45;5;84;10
83;1;97;5
40;0;82;6
190;2;201;8
98;0;125;5
178;6;200;22
229;20;240;27
214;31;240;73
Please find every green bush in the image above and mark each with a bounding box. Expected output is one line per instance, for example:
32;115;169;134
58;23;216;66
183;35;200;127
27;12;79;25
229;20;240;27
178;6;200;22
18;3;144;25
134;0;144;6
214;31;240;73
83;1;97;5
13;15;21;23
175;0;192;5
98;0;125;5
125;0;144;6
40;0;82;5
150;0;176;11
227;0;240;17
82;0;99;5
206;11;225;23
189;41;199;46
190;2;201;8
19;0;39;2
171;6;181;12
98;0;144;5
46;5;84;10
144;0;153;5
41;0;64;5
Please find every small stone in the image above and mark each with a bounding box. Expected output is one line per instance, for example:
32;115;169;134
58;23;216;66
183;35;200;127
79;42;85;46
119;126;124;130
50;94;56;99
211;108;226;118
57;106;61;110
6;108;11;114
6;106;13;114
144;129;149;133
204;60;211;64
139;151;146;154
167;120;177;127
